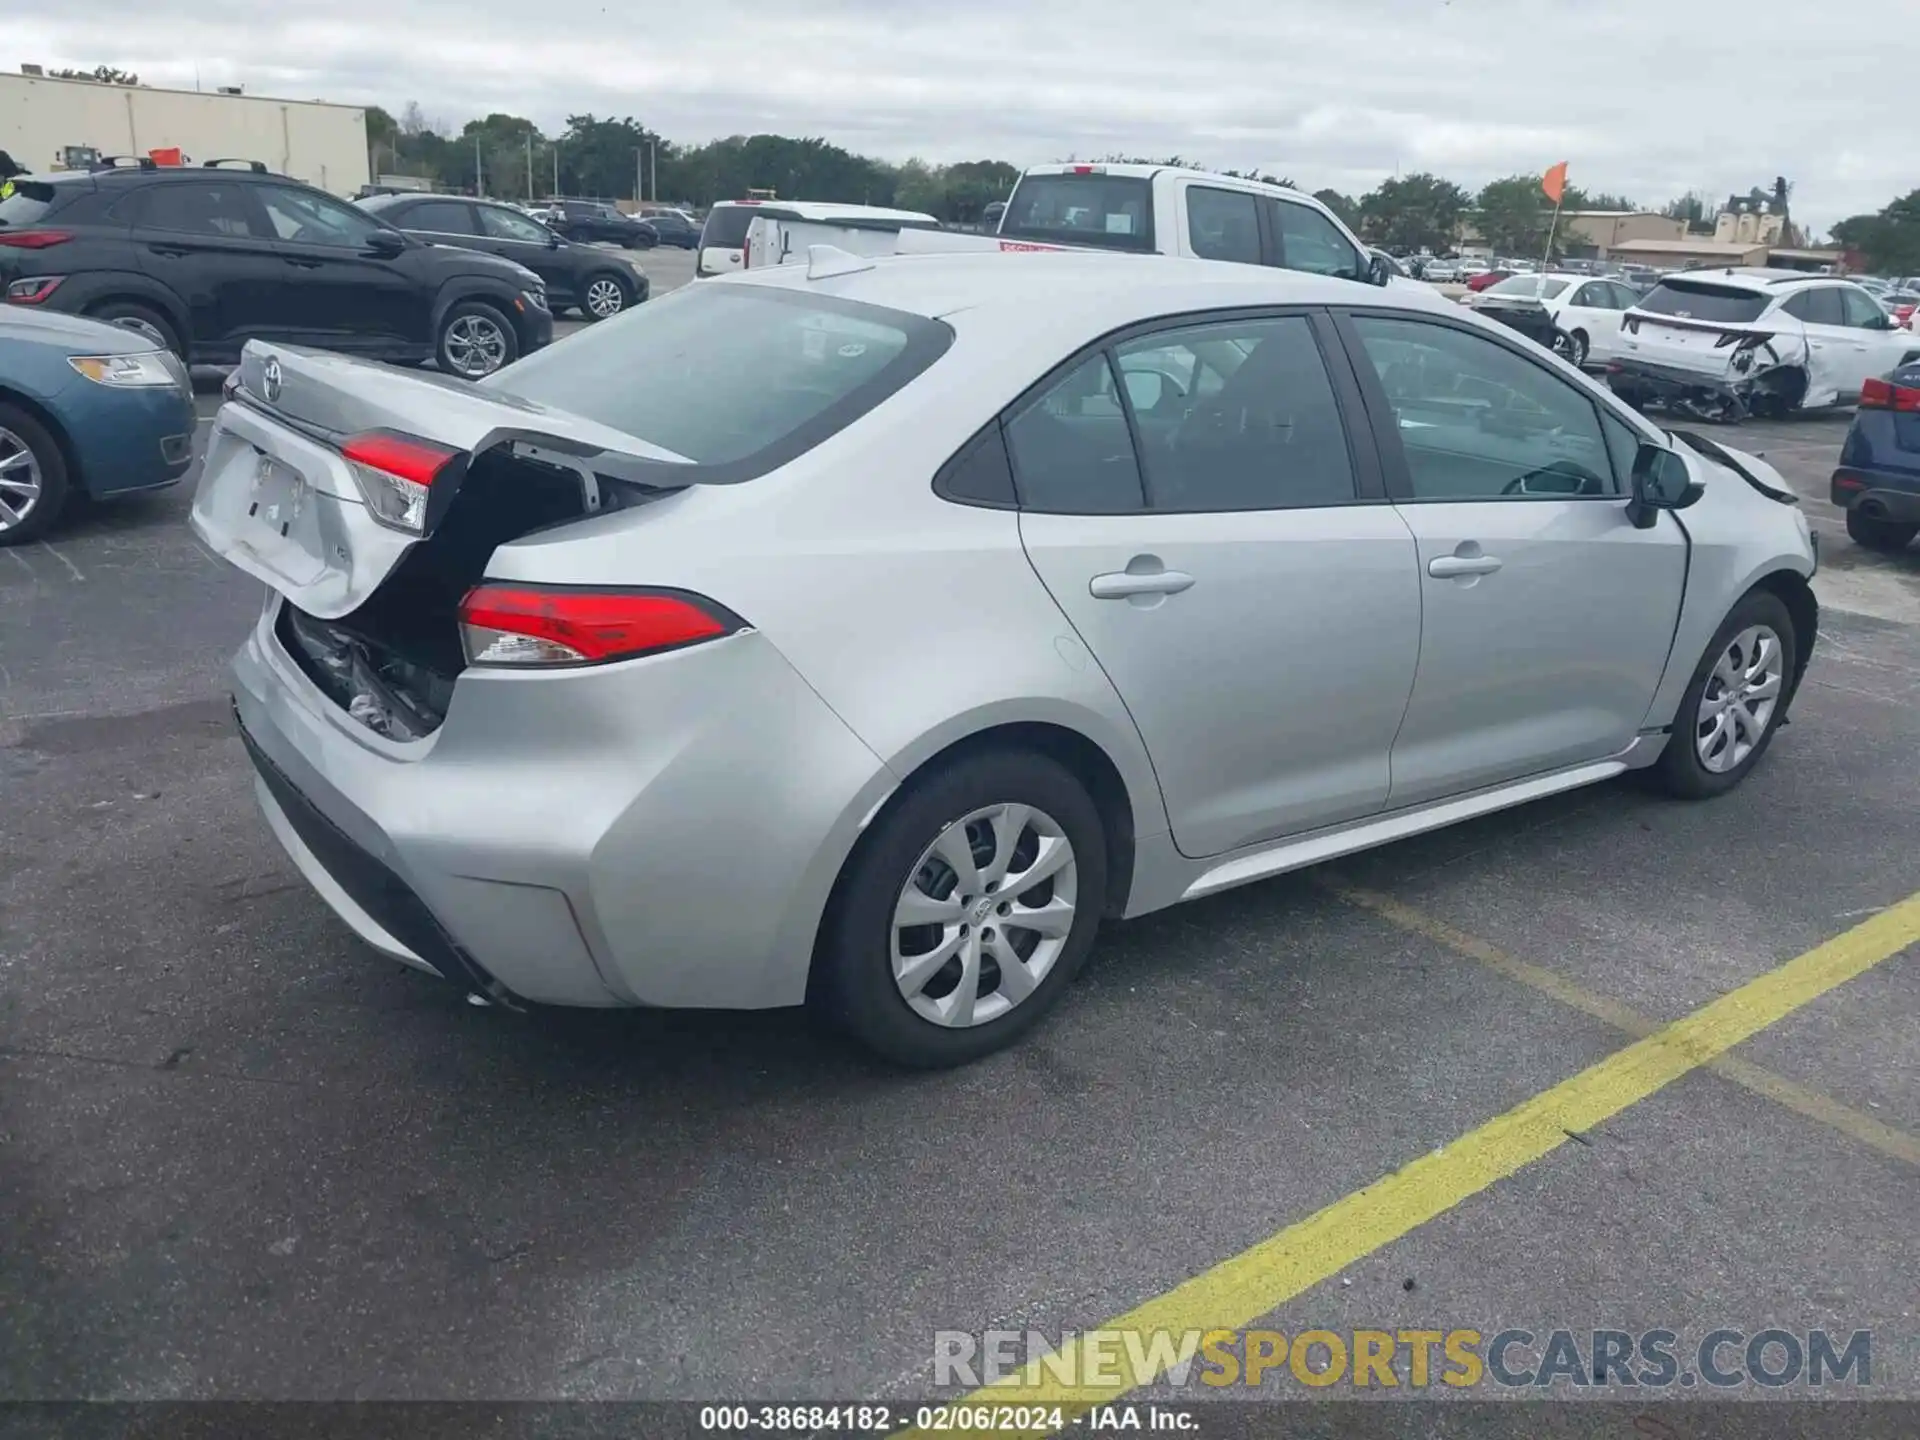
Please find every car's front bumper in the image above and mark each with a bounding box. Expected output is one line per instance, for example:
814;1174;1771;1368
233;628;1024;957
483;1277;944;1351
229;597;892;1010
64;382;197;497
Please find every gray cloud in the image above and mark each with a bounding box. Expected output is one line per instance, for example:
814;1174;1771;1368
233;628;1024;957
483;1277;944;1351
2;0;1903;230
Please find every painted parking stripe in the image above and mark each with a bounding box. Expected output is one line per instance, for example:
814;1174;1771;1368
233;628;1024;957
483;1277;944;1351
1328;881;1920;1168
910;890;1920;1429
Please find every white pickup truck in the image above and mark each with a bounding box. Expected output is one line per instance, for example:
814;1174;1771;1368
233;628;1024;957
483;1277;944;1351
742;162;1402;292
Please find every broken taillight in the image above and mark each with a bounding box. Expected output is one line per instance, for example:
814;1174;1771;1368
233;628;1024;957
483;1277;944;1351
458;584;743;668
1860;377;1920;412
339;430;462;534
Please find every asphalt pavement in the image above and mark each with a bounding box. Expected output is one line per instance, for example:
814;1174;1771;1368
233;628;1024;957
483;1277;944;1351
2;291;1917;1427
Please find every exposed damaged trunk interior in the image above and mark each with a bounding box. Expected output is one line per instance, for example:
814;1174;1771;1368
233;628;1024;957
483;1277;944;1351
276;451;602;739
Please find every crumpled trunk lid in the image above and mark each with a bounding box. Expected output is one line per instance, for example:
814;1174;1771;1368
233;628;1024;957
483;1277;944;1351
191;341;689;619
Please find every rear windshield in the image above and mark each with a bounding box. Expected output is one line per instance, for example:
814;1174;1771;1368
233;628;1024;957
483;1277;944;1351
1000;174;1156;253
0;181;62;228
1636;280;1769;324
485;284;952;480
700;205;757;249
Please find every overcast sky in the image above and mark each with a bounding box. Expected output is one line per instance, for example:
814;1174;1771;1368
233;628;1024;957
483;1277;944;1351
2;0;1905;232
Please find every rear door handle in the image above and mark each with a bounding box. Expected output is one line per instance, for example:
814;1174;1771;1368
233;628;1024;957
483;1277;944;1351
1090;567;1195;599
1428;554;1503;578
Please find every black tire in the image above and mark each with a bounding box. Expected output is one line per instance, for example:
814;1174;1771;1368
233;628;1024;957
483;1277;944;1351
0;402;73;547
579;270;632;322
1655;590;1798;800
1566;330;1589;367
434;299;518;381
1846;508;1918;553
87;300;184;359
814;748;1109;1068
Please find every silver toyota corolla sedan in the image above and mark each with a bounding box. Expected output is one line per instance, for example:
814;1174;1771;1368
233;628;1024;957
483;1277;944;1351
193;248;1819;1067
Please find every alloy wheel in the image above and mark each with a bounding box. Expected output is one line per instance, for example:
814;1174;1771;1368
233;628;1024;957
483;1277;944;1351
585;278;626;318
1695;624;1784;773
891;802;1078;1029
0;426;44;533
110;315;171;351
444;314;508;377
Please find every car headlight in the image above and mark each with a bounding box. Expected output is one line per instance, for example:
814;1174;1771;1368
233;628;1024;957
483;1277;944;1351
68;351;186;388
520;288;549;313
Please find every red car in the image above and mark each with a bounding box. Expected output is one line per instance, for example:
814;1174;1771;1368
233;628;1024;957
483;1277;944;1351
1465;269;1514;292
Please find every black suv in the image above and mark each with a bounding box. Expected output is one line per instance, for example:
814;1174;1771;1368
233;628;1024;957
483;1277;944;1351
543;199;657;249
358;194;649;321
636;207;699;248
0;160;553;378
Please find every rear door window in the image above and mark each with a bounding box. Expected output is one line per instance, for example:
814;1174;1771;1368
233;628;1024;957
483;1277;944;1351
136;181;268;238
1783;288;1845;326
1000;173;1155;252
402;199;477;234
1114;315;1357;511
488;284;952;479
1636;280;1770;324
1185;186;1261;264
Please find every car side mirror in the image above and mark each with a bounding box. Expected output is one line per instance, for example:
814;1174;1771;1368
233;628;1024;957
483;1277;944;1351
1121;369;1165;411
365;229;406;258
1366;252;1393;287
1627;443;1703;529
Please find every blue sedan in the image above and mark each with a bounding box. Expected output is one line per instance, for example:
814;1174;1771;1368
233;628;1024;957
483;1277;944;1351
1832;360;1920;552
0;307;197;544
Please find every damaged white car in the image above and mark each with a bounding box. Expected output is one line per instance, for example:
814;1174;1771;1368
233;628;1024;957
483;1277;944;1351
1607;270;1920;421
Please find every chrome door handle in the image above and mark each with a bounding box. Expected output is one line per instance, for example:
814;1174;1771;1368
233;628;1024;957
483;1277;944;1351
1428;554;1503;578
1090;568;1195;599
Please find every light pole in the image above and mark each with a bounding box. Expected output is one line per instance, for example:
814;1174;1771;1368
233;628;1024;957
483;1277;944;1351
474;133;483;197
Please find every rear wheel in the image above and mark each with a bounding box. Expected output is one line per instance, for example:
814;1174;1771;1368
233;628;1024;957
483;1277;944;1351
815;749;1108;1068
435;300;517;380
1655;591;1796;799
87;300;183;359
580;271;631;321
1846;508;1918;552
0;404;73;547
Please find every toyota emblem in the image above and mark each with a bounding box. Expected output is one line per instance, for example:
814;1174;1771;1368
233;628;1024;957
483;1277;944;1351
262;357;283;403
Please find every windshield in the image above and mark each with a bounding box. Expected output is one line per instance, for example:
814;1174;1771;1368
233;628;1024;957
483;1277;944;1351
1000;173;1155;253
485;284;952;479
700;205;757;248
1636;280;1769;324
1487;276;1569;299
0;181;60;227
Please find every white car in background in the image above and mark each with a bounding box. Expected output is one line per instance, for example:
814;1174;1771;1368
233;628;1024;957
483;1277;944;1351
1610;269;1920;420
1466;272;1643;366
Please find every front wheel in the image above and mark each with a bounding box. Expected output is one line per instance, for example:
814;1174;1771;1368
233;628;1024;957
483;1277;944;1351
1846;509;1918;553
814;749;1108;1068
580;272;631;321
435;301;518;380
0;403;73;547
1655;591;1797;799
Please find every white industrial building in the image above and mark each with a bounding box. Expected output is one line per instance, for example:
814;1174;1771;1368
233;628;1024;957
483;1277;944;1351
0;71;369;196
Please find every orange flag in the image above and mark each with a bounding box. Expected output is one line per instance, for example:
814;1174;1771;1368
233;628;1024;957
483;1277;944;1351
1542;161;1569;205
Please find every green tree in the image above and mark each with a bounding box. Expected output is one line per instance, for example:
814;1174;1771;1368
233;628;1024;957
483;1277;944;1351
52;65;139;85
1561;185;1638;212
1357;173;1470;254
1313;189;1359;227
1833;190;1920;274
1475;174;1555;256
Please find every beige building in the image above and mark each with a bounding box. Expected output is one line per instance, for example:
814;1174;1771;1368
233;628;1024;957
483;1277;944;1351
1561;211;1688;253
1714;205;1788;247
1607;236;1772;269
0;71;369;196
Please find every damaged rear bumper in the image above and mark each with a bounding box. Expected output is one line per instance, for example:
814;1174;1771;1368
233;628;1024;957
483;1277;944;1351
1605;355;1800;419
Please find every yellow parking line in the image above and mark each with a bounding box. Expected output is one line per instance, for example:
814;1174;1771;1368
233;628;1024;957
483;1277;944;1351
911;890;1920;1430
1328;882;1920;1168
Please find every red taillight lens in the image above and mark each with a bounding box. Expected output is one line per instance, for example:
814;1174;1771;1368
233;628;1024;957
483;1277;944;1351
338;429;461;533
458;584;742;668
0;230;74;249
1860;377;1920;412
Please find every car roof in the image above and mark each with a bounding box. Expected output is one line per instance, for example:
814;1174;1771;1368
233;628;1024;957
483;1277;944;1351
751;199;939;224
725;248;1469;331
